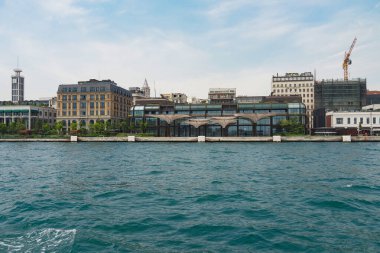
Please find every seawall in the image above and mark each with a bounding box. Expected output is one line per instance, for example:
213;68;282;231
1;136;380;142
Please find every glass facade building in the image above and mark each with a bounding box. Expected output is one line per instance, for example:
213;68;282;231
130;103;306;137
314;78;367;128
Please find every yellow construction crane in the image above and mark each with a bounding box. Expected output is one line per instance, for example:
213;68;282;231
343;37;357;81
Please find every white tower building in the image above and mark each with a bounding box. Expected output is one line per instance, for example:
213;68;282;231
11;69;25;103
142;79;150;98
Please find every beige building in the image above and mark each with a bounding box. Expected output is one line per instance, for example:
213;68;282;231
57;79;132;131
271;72;314;129
208;88;236;104
161;93;188;104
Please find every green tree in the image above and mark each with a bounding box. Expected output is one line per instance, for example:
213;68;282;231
33;119;43;132
70;122;78;132
278;118;305;135
15;120;26;131
120;120;129;133
94;121;105;134
139;121;148;133
0;123;7;135
42;123;51;135
9;122;17;134
55;121;64;135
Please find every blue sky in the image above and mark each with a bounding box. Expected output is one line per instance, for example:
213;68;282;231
0;0;379;100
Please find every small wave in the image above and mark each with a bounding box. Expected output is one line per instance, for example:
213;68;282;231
307;200;360;211
0;228;76;253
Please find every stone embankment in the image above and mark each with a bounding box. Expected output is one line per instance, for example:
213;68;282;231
1;136;380;142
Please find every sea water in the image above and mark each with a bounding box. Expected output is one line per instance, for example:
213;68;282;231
0;142;380;252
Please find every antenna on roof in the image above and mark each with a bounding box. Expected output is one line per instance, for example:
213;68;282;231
17;56;19;68
154;81;157;98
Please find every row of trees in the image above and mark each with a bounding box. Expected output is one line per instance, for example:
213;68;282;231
1;118;305;136
0;119;149;136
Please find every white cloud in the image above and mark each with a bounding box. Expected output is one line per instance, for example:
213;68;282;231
0;0;379;101
37;0;87;17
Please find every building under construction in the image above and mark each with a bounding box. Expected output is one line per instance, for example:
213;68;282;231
313;78;367;128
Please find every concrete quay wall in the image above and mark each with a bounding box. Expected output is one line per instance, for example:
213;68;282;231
0;138;70;142
1;136;380;142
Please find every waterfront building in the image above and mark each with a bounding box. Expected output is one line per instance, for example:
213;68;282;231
11;69;25;104
129;87;145;105
161;93;188;104
57;79;132;131
134;97;173;107
325;109;380;135
189;97;208;104
0;105;56;130
271;72;314;129
367;91;380;105
236;96;265;104
313;78;367;128
130;101;306;137
208;88;236;104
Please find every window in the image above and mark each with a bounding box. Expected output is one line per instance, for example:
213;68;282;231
367;118;370;124
100;102;105;108
80;95;86;100
81;111;86;116
73;111;77;116
62;103;67;109
90;95;95;100
373;117;376;124
360;118;363;124
81;102;86;109
62;95;67;101
80;87;87;92
72;95;77;101
354;118;357;124
336;118;343;124
100;95;105;100
90;102;94;109
73;103;77;109
347;118;351;124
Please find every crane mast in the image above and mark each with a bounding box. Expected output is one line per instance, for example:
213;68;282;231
343;37;357;81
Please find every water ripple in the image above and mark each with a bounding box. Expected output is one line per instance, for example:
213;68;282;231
0;142;379;252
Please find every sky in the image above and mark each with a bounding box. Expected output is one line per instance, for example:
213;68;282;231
0;0;379;101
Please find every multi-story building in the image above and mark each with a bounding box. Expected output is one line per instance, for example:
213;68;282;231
313;78;367;128
325;110;380;135
11;69;25;104
236;96;265;104
130;101;306;137
161;93;188;104
271;72;314;129
0;105;56;130
57;79;132;131
208;88;236;104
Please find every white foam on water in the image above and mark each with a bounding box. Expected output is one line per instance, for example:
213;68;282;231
0;228;76;252
346;184;352;188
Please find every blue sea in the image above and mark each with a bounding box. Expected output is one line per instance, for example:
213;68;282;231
0;142;380;252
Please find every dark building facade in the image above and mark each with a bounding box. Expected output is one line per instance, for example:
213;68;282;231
130;102;306;137
367;91;380;105
314;78;367;127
